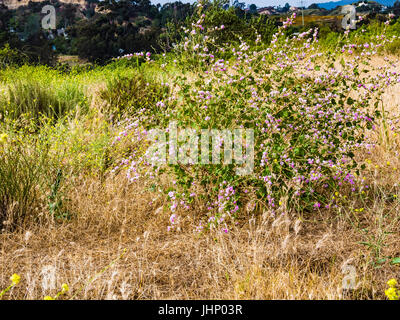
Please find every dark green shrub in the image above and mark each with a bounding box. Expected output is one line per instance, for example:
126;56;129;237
99;73;170;123
0;44;26;68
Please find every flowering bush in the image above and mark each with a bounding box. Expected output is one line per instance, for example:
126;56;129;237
113;11;400;233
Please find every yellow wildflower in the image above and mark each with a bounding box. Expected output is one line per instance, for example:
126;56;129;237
10;274;20;285
44;296;55;300
61;283;69;293
387;278;398;287
385;287;399;300
0;133;8;144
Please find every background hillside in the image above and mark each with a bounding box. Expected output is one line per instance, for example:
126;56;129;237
0;0;398;65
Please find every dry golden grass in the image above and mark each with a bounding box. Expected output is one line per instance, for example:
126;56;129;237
293;15;344;27
0;170;399;299
0;56;399;300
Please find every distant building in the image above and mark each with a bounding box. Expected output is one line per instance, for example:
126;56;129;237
259;9;272;15
258;6;276;15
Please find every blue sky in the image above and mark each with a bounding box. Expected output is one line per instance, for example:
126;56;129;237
152;0;330;7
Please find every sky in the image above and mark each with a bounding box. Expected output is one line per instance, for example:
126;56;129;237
151;0;331;7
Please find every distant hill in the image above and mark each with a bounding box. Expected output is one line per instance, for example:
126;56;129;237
2;0;87;9
317;0;396;10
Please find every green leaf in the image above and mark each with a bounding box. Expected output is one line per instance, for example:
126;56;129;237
390;257;400;265
347;97;355;105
